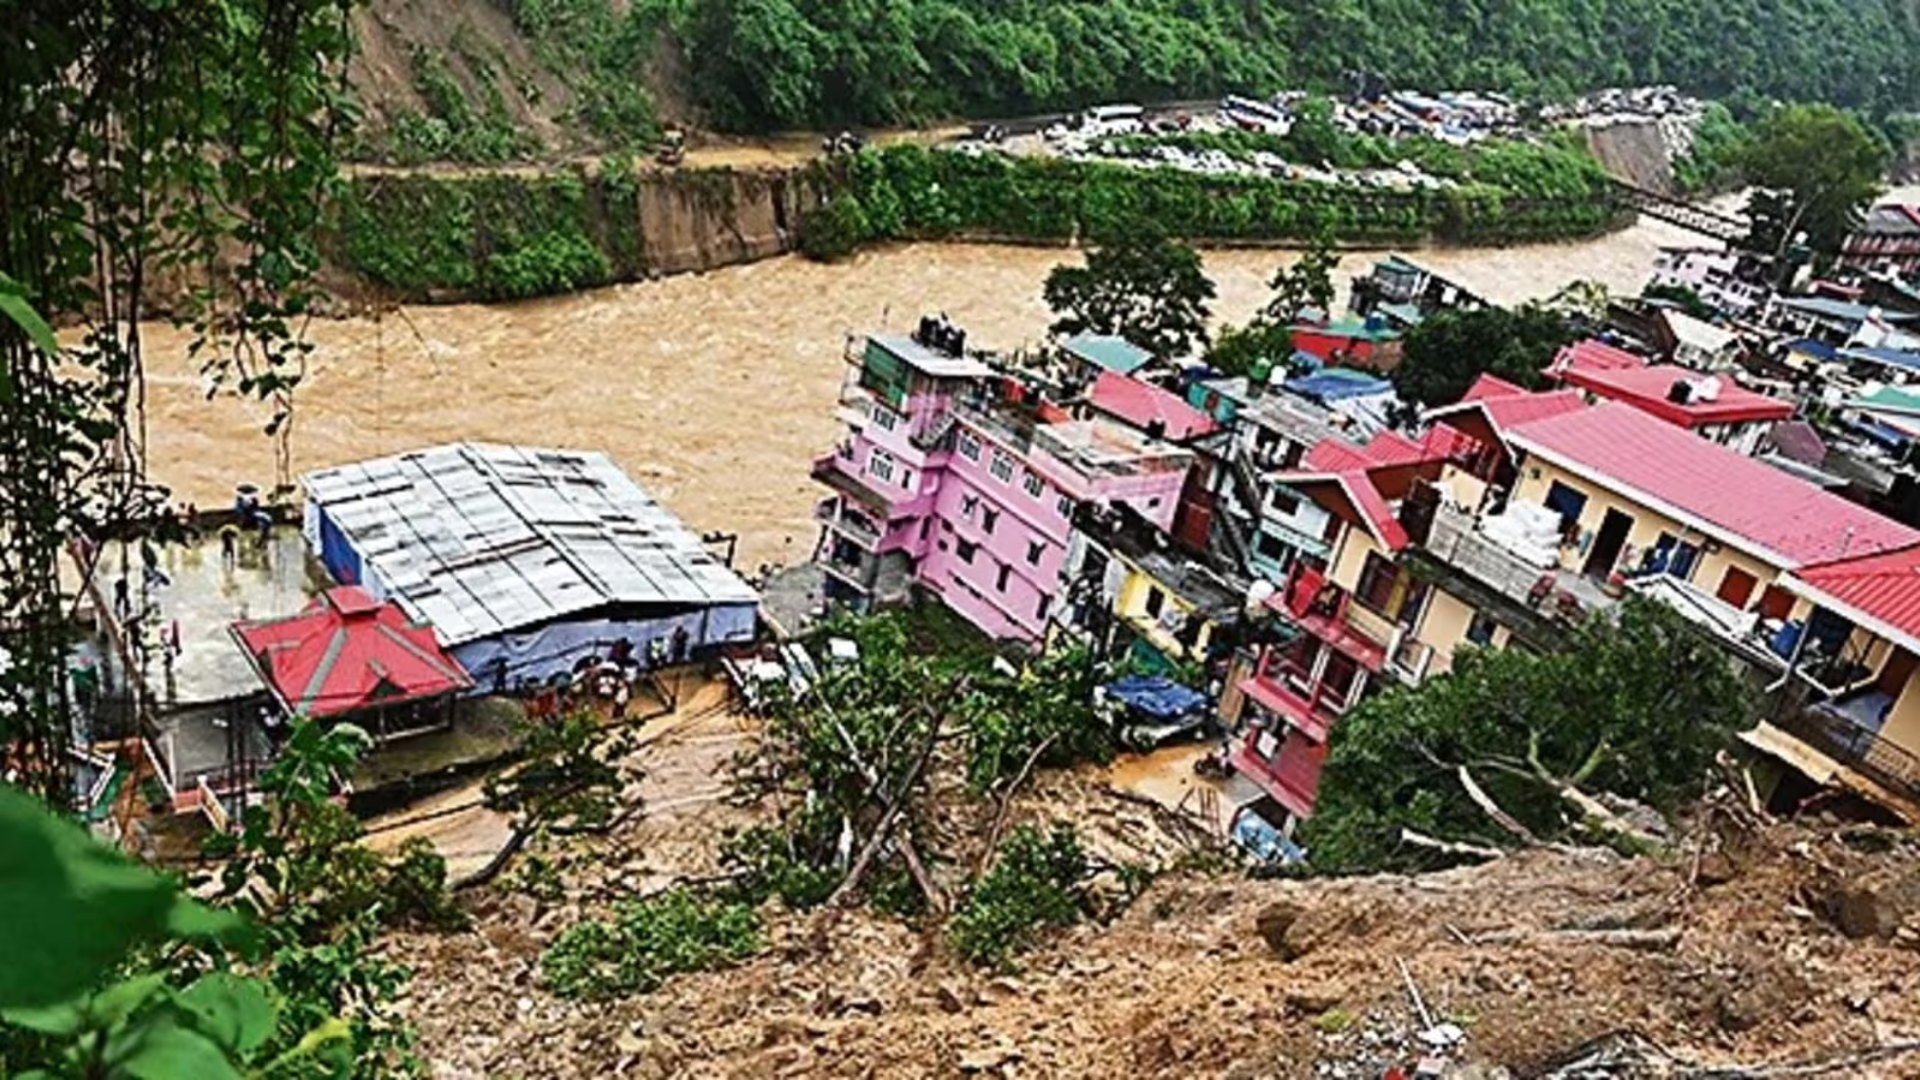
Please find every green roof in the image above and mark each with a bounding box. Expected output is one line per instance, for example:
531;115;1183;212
1301;318;1401;343
1849;385;1920;415
1062;334;1153;374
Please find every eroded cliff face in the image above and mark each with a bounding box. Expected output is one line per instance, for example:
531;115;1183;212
629;167;813;276
329;163;830;304
1583;115;1694;194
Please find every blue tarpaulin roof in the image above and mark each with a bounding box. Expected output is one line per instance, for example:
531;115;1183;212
1840;345;1920;373
1283;369;1394;403
1787;338;1839;363
1101;674;1207;720
1850;415;1913;448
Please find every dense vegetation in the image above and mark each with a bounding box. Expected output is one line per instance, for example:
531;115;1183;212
2;722;459;1079
490;0;1920;134
1391;304;1578;408
811;143;1626;258
1301;599;1752;873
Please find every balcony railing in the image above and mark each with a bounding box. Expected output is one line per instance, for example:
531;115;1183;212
1423;502;1615;620
1776;706;1920;801
814;499;882;548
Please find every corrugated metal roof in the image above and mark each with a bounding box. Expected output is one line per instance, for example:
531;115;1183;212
1062;335;1154;374
303;443;759;646
1460;373;1527;403
1559;363;1793;426
1087;371;1218;440
1792;544;1920;651
1506;403;1920;568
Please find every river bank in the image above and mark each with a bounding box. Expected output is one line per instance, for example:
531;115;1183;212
143;214;1709;571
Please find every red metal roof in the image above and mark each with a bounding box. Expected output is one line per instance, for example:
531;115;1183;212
1302;437;1375;472
1461;372;1528;403
1087;371;1218;441
1507;403;1920;567
1550;339;1644;376
233;586;472;718
1792;544;1920;648
1559;362;1793;428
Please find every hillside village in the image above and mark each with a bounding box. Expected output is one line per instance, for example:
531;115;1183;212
10;8;1920;1072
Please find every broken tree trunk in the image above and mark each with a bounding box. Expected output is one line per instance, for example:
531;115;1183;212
825;678;967;909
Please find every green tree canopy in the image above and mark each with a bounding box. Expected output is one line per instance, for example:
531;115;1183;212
1045;231;1216;360
1741;103;1889;257
1390;304;1574;409
1300;598;1752;873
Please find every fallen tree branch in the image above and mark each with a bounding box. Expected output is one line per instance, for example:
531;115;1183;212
826;678;966;909
1399;827;1505;862
1677;1038;1920;1078
454;822;532;891
1458;764;1540;844
978;733;1058;875
1462;926;1680;952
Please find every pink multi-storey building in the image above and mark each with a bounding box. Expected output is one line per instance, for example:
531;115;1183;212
812;331;1195;645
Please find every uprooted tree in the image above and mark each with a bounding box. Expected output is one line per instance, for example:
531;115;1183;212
531;611;1127;993
1300;597;1753;873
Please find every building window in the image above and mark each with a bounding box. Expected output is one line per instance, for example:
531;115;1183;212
1026;539;1045;566
1143;587;1165;619
982;507;999;534
1023;471;1045;498
1543;480;1588;530
919;519;932;540
1254;530;1290;564
899;468;916;491
1037;594;1051;621
871;404;900;431
1355;552;1405;618
996;564;1012;592
867;449;895;483
956;539;978;564
1267;488;1300;516
990;451;1015;483
958;431;981;460
962;493;979;518
1465;612;1498;646
1056;495;1072;519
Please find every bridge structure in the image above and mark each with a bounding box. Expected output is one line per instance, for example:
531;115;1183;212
1604;180;1754;247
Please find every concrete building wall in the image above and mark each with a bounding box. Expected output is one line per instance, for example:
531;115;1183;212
1511;457;1788;594
1415;588;1479;676
1880;674;1920;754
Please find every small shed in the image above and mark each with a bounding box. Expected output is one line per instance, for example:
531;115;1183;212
233;586;472;740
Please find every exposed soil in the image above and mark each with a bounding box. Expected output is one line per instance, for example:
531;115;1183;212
390;682;1920;1079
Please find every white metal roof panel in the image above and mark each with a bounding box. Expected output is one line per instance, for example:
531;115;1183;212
301;442;760;646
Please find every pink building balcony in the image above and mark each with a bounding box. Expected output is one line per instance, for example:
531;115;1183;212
1238;665;1341;743
811;453;920;520
1267;565;1388;672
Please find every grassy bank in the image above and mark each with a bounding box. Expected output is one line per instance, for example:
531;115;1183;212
808;144;1630;258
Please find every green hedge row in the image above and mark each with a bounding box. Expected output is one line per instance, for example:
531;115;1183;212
813;144;1629;256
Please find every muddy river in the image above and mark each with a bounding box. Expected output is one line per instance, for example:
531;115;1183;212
138;212;1728;569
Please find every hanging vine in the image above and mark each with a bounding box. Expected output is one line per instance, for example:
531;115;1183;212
0;0;356;805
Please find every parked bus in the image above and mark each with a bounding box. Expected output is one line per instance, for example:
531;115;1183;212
1221;95;1289;135
1081;103;1145;136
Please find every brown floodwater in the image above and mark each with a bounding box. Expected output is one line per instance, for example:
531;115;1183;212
137;212;1724;570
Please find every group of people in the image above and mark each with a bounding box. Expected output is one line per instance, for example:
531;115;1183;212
517;625;698;723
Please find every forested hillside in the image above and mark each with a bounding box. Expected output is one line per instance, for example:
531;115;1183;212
350;0;1920;159
666;0;1920;129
